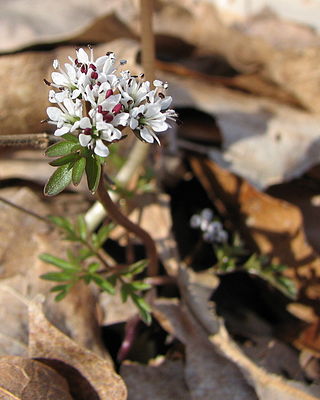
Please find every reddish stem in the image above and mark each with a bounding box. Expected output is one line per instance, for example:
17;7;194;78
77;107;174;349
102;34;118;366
96;175;158;276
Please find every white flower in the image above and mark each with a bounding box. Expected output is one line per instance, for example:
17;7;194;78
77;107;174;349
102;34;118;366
130;103;168;144
118;74;150;109
45;46;177;158
51;60;80;98
47;97;83;136
78;110;122;158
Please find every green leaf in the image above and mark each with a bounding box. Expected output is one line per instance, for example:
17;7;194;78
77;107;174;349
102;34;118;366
120;284;130;302
49;153;80;167
119;259;148;277
88;262;100;273
55;290;68;301
78;247;94;261
48;216;73;233
40;271;74;282
91;274;115;294
46;141;78;157
107;274;118;287
130;281;151;291
131;293;152;325
50;284;68;292
85;155;101;193
62;133;79;143
131;293;151;312
44;163;73;196
39;253;79;271
93;223;114;248
75;215;87;241
72;157;86;186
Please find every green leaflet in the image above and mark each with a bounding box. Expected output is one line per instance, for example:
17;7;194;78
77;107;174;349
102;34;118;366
44;163;73;196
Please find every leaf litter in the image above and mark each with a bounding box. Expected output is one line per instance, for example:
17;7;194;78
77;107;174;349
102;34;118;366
1;0;320;398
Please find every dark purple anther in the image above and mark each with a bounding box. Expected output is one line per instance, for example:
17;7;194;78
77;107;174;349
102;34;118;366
91;71;98;80
112;103;122;115
105;89;113;99
98;105;103;113
81;65;88;74
89;63;96;71
103;113;113;123
83;128;93;135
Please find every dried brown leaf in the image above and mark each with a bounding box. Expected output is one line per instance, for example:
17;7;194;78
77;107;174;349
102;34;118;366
155;267;320;400
0;40;139;135
28;301;127;400
121;359;191;400
0;187;106;357
0;0;135;53
0;355;72;400
190;157;320;298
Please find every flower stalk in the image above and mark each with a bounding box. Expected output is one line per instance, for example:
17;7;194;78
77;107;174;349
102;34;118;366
96;172;158;276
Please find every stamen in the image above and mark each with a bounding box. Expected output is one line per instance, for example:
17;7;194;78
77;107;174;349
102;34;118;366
112;103;122;114
91;71;98;79
103;113;114;123
84;128;93;135
105;89;113;99
81;65;88;74
43;78;52;86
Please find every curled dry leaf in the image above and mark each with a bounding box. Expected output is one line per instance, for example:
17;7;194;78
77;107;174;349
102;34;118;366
0;355;72;400
0;39;140;135
190;157;320;299
121;358;191;400
0;187;106;358
0;0;136;53
28;300;127;400
154;267;320;400
167;71;320;189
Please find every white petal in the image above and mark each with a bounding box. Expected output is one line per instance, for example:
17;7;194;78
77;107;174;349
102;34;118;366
95;56;108;70
51;72;68;86
79;133;92;147
80;117;92;129
70;121;80;132
47;107;63;121
160;96;172;110
145;104;161;117
54;126;70;136
53;59;59;69
63;98;75;115
77;48;89;64
94;139;110;157
129;118;138;130
153;80;163;87
64;63;76;81
150;120;168;132
113;112;129;126
72;89;81;99
140;127;154;143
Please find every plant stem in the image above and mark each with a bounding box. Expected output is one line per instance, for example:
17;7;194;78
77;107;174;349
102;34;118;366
96;174;158;276
84;0;156;232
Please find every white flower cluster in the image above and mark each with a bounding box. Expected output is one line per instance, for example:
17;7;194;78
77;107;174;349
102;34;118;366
190;208;228;244
46;47;176;158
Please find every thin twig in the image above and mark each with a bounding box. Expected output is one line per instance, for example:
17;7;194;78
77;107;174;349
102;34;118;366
0;133;56;148
96;174;158;276
140;0;155;84
0;196;49;224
